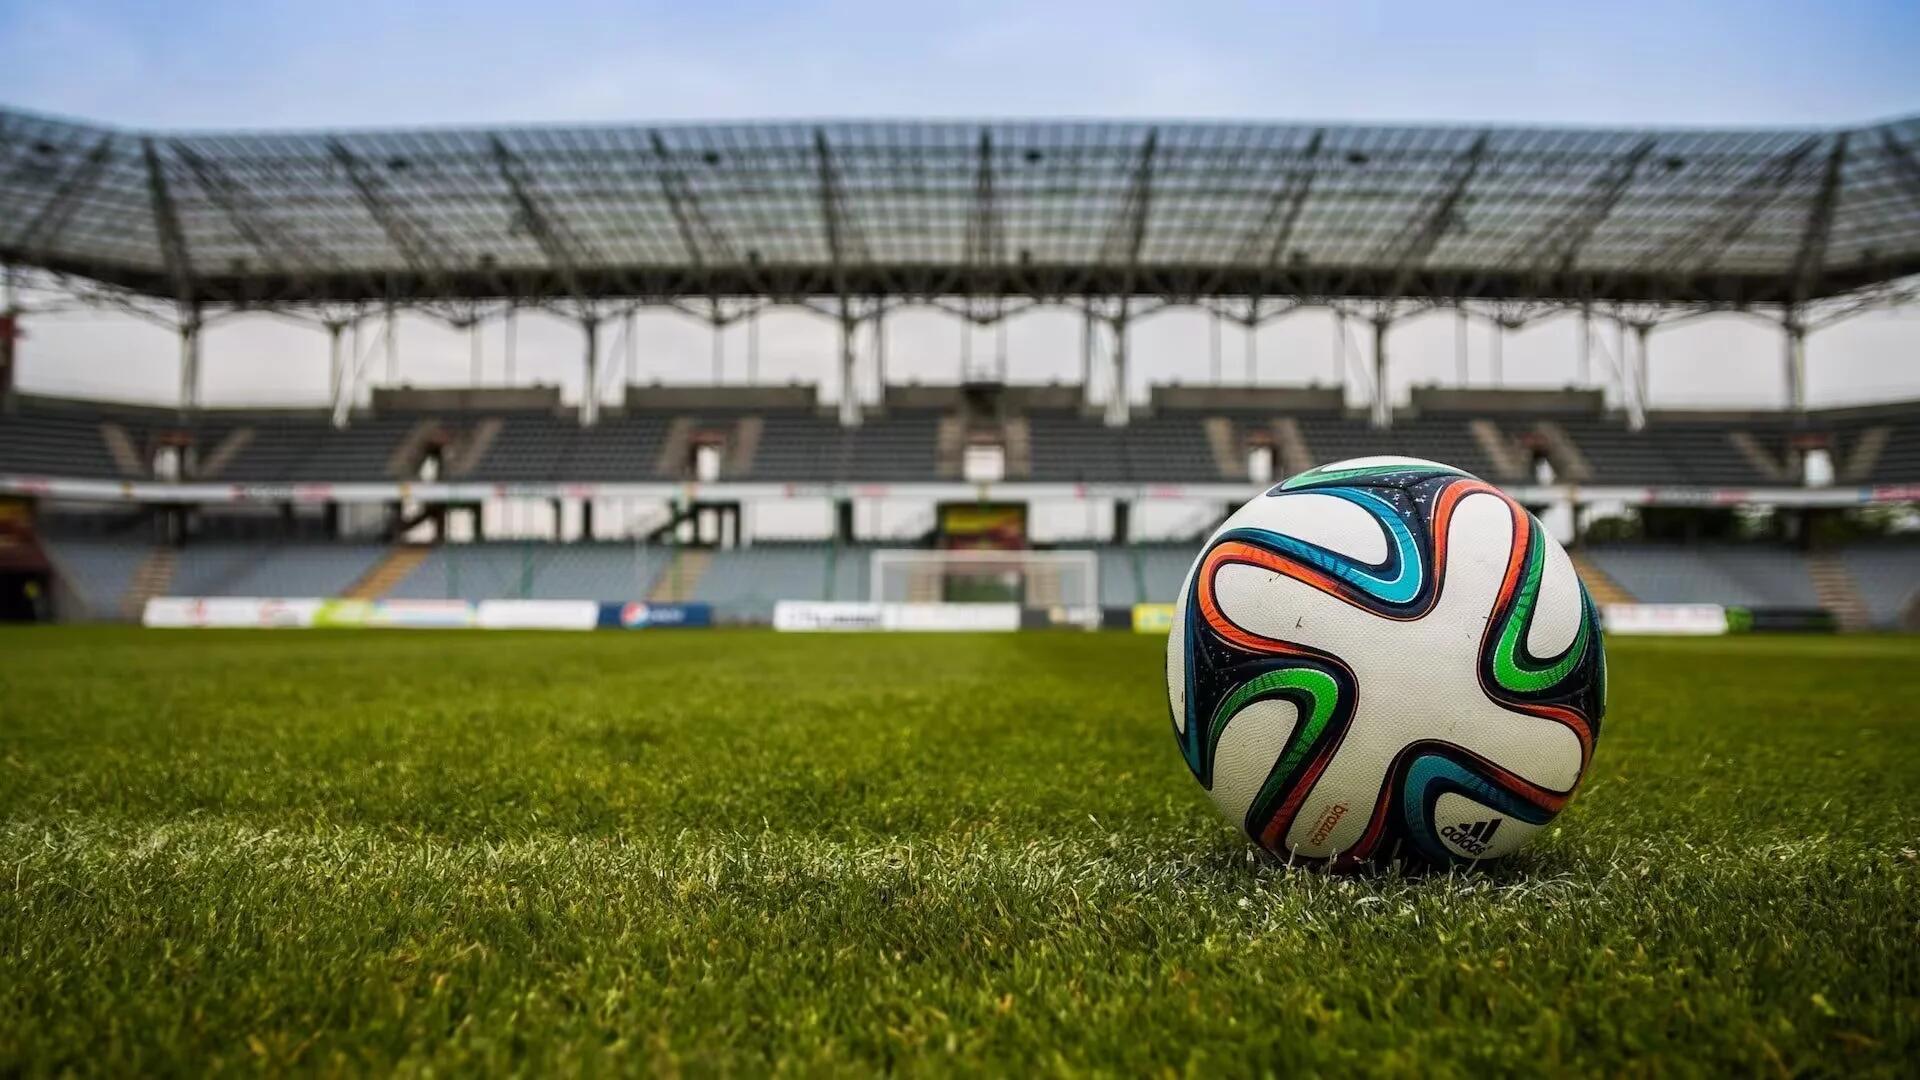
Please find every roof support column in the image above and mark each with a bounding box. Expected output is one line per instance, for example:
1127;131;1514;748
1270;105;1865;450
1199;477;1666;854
747;309;760;385
1;264;18;410
326;321;347;425
1332;309;1349;390
1209;309;1222;385
1080;307;1096;405
624;309;638;387
1491;320;1506;388
504;305;518;386
1105;306;1130;427
1370;315;1392;429
1454;308;1470;386
1578;305;1592;386
178;306;203;415
838;301;861;428
1627;323;1651;432
958;312;973;382
384;300;399;385
1783;317;1808;415
1243;306;1258;385
874;306;888;392
332;322;362;430
580;316;601;428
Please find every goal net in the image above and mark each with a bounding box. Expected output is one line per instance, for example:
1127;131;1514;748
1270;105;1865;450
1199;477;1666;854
869;549;1101;628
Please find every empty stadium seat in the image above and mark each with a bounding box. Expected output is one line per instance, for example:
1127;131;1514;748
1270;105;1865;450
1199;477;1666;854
1582;544;1820;608
1839;543;1920;628
0;412;121;478
39;536;150;618
165;542;386;598
692;543;855;618
387;543;673;602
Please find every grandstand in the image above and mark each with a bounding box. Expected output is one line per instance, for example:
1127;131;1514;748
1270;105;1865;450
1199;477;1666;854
9;381;1918;627
6;385;1919;490
2;108;1918;627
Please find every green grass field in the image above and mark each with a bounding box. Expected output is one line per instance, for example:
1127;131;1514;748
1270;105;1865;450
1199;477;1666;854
2;627;1917;1075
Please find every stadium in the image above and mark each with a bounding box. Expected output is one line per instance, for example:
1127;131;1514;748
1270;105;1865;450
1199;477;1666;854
4;108;1919;628
3;67;1920;1077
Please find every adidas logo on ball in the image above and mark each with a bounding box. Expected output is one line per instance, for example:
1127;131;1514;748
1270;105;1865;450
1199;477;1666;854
1440;818;1503;856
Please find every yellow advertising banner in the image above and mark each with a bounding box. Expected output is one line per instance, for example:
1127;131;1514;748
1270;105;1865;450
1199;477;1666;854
1132;603;1176;634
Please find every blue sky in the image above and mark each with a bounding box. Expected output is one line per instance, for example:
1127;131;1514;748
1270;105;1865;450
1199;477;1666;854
1;0;1916;410
4;0;1915;129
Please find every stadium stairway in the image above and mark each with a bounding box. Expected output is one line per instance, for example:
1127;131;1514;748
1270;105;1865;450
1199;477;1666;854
1568;551;1635;605
1838;426;1890;482
649;549;712;602
99;422;147;477
1273;418;1315;477
121;548;176;619
1203;419;1248;479
1807;552;1872;631
345;545;430;600
1532;421;1594;483
197;427;255;478
934;417;967;478
1467;420;1529;482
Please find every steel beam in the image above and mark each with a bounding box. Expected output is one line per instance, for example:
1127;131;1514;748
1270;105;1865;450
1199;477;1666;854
141;139;195;306
1790;134;1851;307
1102;129;1160;279
490;136;596;302
1628;323;1651;431
837;301;860;427
504;304;517;385
1370;316;1392;429
328;140;455;285
1244;310;1258;383
1514;137;1655;285
1783;321;1808;413
1378;133;1490;298
0;264;16;407
383;300;398;387
1645;138;1819;276
1105;307;1131;427
815;129;860;280
649;130;735;267
174;145;321;276
1080;307;1096;406
1234;129;1323;270
28;255;1916;311
1578;305;1592;385
177;308;202;412
6;135;114;259
326;320;346;425
1875;129;1920;219
1455;307;1470;385
747;309;760;384
331;321;364;429
965;130;1004;272
581;316;601;427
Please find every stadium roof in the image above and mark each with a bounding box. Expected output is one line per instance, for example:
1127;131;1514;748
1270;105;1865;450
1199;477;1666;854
3;107;1919;310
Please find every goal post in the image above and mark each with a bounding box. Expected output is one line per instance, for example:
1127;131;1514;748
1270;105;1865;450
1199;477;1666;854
869;549;1101;628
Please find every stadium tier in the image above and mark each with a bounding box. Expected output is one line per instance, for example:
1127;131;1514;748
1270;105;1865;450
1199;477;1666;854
25;527;1920;629
6;388;1920;488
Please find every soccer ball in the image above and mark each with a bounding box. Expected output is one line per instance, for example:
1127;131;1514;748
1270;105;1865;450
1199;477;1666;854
1166;456;1605;867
